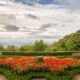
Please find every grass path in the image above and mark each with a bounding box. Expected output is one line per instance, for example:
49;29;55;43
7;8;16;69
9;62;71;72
0;74;7;80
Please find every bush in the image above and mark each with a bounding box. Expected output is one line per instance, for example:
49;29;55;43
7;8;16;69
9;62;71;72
1;51;79;56
37;56;43;63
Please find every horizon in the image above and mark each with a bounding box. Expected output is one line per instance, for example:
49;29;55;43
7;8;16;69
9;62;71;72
0;30;79;46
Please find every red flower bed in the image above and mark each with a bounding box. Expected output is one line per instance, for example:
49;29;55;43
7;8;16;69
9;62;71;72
44;57;80;71
0;56;80;72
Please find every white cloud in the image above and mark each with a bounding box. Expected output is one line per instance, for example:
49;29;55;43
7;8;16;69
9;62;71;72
0;0;80;44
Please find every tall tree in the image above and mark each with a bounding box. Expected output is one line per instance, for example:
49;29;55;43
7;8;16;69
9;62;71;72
33;40;47;51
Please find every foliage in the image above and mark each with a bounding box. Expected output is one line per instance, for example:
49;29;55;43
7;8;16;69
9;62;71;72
6;45;18;51
0;30;80;51
2;51;78;56
33;40;47;51
51;30;80;51
37;56;43;63
0;67;80;80
19;45;34;51
0;45;5;51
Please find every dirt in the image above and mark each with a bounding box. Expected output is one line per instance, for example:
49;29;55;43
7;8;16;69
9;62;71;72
72;74;80;80
0;74;7;80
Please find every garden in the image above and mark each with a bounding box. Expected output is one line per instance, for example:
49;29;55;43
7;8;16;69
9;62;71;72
0;52;80;80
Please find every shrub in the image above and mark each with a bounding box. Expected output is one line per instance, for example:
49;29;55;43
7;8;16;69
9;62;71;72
37;56;43;63
2;51;79;56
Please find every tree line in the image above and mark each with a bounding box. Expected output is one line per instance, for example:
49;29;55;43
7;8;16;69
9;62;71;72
0;40;47;51
0;30;80;51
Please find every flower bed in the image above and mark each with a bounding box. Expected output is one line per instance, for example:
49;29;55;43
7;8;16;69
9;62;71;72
0;56;80;74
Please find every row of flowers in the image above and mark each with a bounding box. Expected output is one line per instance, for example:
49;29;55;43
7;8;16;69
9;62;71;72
0;56;80;73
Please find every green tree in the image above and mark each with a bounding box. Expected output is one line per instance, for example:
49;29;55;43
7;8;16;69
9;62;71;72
19;45;34;51
6;45;18;51
19;45;27;51
51;30;80;51
33;40;47;51
0;45;5;51
65;39;78;51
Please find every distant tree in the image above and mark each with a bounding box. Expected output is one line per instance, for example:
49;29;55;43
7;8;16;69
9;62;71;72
45;45;53;51
33;40;47;51
6;45;18;51
51;47;58;51
19;45;27;51
26;45;34;51
19;45;34;51
0;45;5;51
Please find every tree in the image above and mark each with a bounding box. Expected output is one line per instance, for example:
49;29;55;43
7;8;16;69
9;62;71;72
65;39;78;51
51;30;80;51
0;45;5;51
33;40;47;51
19;45;27;51
19;45;34;51
6;45;18;51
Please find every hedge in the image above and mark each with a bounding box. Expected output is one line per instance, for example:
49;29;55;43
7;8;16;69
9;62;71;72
1;51;79;56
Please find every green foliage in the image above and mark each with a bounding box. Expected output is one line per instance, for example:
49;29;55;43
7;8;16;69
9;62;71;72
33;40;47;51
0;45;5;51
51;30;80;51
2;51;78;56
65;39;78;51
19;45;34;51
0;30;80;52
19;45;27;51
37;56;43;63
0;65;80;80
6;45;18;51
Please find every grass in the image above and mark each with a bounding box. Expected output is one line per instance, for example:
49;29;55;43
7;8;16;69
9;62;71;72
56;55;80;60
0;55;21;58
0;67;80;80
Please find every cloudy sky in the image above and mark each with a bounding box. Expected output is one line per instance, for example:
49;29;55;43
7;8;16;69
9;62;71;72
0;0;80;46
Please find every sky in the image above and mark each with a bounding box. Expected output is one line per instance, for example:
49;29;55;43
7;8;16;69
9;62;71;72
0;0;80;46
